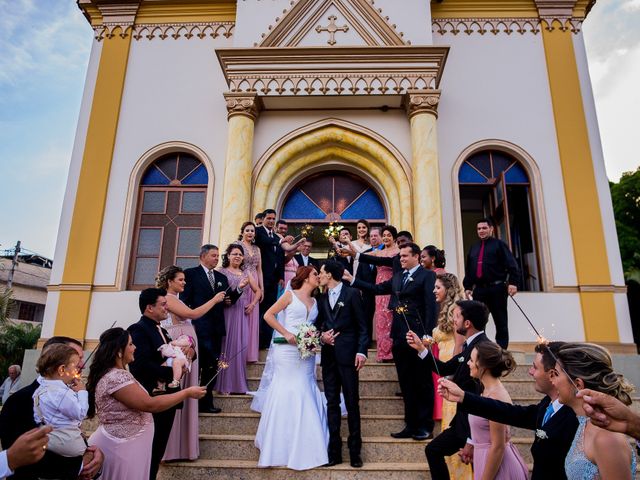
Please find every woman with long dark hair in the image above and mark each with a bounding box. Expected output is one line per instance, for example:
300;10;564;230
86;328;205;480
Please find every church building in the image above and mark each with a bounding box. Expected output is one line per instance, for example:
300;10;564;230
43;0;633;351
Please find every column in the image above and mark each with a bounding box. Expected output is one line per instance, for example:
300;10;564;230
539;16;619;342
218;93;261;249
405;89;443;248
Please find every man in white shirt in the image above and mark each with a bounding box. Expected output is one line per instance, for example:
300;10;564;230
0;365;22;405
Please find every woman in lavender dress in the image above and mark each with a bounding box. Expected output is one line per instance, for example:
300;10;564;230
237;222;264;363
215;244;260;394
155;265;226;461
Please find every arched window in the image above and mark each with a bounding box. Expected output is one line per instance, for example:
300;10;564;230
281;172;386;247
459;150;541;291
128;152;208;289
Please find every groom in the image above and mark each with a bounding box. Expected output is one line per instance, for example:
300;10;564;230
317;261;369;468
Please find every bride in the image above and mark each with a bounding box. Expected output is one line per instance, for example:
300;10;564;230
253;265;329;470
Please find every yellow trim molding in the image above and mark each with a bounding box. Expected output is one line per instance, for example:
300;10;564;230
55;28;132;339
252;122;413;231
541;19;618;342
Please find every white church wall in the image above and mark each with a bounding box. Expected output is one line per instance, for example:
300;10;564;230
372;0;432;44
433;31;579;292
87;291;141;339
235;0;292;47
573;32;627;288
91;35;233;290
614;293;634;343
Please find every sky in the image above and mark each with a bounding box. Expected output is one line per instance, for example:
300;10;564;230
0;0;639;259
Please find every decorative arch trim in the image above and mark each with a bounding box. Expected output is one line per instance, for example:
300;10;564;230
450;139;553;291
252;121;413;231
114;141;215;290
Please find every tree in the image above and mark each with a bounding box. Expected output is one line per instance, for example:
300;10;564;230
609;167;640;276
0;289;41;379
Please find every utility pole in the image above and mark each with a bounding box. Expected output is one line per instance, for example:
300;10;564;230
6;240;21;290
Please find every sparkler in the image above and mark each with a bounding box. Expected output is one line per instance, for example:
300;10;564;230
204;344;249;388
293;224;314;242
509;295;579;394
79;320;117;372
396;304;440;375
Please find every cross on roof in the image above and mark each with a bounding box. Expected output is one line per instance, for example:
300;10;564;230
315;15;349;46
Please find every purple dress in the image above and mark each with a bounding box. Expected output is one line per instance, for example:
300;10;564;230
215;268;251;394
162;298;200;460
238;242;261;363
469;413;528;480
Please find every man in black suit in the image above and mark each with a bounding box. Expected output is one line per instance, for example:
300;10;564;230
129;288;192;480
181;244;241;413
348;242;437;440
438;341;577;480
254;209;295;348
406;300;490;480
0;336;104;480
317;261;369;468
463;218;520;348
353;229;379;346
294;239;319;270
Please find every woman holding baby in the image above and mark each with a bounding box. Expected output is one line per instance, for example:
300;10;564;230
155;265;225;461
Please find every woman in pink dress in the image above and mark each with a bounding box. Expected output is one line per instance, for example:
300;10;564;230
237;222;264;363
87;327;205;479
373;225;399;362
155;265;225;461
439;342;528;480
421;245;447;275
215;244;259;394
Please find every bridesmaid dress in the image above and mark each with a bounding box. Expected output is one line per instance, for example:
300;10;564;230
239;242;261;363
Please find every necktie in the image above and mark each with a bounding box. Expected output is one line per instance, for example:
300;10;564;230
542;403;555;425
208;269;216;291
462;341;468;351
156;324;169;344
476;240;485;279
330;289;338;309
402;270;410;286
268;229;273;238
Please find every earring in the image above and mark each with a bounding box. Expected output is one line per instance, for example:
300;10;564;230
118;353;122;359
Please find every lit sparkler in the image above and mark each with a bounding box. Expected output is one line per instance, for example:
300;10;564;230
204;345;249;388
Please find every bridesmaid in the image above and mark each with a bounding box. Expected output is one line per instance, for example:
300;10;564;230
155;265;225;461
372;225;399;362
237;222;264;363
215;244;259;394
350;219;371;277
421;245;447;274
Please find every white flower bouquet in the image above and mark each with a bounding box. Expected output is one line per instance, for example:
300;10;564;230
272;323;321;359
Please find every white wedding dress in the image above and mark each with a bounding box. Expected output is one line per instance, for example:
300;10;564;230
253;292;329;470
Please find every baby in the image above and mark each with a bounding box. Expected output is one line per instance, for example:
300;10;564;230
154;334;195;394
33;343;89;476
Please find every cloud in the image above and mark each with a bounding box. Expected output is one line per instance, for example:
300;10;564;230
622;0;640;11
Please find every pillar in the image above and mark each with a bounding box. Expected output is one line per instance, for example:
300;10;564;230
405;89;443;248
218;93;261;249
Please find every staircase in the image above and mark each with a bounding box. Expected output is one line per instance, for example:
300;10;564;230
157;348;640;479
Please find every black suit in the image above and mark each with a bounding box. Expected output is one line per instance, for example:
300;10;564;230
255;226;285;348
357;250;401;274
294;253;319;270
354;248;377;346
353;266;437;433
460;393;578;480
422;332;489;479
128;316;177;480
316;285;369;460
0;380;83;479
181;265;239;406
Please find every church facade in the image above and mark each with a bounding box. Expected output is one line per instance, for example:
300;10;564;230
43;0;633;349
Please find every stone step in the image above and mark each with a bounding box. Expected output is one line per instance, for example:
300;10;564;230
199;412;534;439
245;377;543;397
197;434;535;464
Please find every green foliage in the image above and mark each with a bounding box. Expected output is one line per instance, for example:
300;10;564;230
609;167;640;279
0;289;41;378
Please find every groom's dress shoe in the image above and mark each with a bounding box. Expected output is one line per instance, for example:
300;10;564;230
199;405;222;414
390;428;413;439
350;455;363;468
412;430;433;441
325;458;342;467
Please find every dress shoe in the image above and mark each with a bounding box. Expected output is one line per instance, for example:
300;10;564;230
199;405;222;414
390;428;413;439
412;430;433;441
350;455;363;468
325;458;342;467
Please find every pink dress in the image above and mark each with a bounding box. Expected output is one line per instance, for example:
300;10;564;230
469;413;528;480
162;299;200;460
215;268;252;394
238;242;261;363
88;368;154;480
374;247;397;361
284;257;299;287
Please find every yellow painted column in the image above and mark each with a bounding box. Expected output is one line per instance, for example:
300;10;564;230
54;27;133;340
406;90;443;248
541;19;618;342
218;93;261;249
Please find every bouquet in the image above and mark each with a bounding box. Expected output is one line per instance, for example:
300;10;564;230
272;323;321;359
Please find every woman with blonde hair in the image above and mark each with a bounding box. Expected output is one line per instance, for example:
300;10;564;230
552;342;636;479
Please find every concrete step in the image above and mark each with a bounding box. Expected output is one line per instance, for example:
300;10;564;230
197;434;535;464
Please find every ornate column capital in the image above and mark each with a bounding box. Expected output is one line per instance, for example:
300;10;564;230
404;89;441;120
224;92;262;121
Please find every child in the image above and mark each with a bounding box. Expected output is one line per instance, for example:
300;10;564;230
154;334;194;394
32;343;89;478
